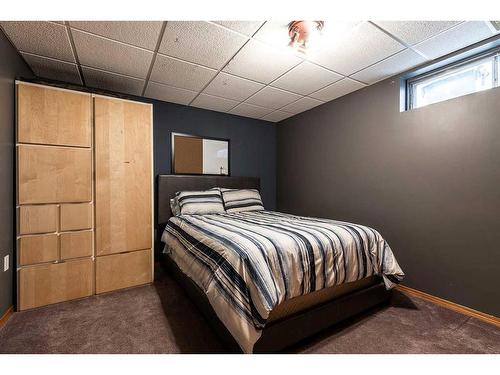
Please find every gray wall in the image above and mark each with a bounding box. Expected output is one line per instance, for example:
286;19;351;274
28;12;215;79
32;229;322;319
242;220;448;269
0;31;33;317
277;74;500;316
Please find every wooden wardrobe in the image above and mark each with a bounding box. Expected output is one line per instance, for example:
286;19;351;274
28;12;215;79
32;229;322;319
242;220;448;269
16;82;153;310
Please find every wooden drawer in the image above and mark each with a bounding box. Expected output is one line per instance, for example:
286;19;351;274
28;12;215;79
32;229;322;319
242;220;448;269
60;203;93;231
18;258;93;310
18;204;58;235
17;84;91;147
96;249;151;294
60;230;93;260
17;145;92;204
18;234;58;266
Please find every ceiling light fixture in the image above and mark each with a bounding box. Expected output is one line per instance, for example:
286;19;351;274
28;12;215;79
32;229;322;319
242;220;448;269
288;21;324;55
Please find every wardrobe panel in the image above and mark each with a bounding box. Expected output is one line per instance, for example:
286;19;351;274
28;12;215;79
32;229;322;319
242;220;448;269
60;203;93;231
18;145;92;204
18;258;93;310
60;230;93;260
18;234;58;266
94;97;152;255
17;84;92;147
18;204;58;235
95;249;152;294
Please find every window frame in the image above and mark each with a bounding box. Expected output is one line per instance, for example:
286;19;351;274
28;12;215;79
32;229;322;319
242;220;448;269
406;47;500;110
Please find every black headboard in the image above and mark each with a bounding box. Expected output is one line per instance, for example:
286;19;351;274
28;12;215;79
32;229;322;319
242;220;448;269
157;175;260;225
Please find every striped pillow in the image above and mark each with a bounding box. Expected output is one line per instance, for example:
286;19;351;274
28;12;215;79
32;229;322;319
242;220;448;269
221;188;264;213
176;190;225;215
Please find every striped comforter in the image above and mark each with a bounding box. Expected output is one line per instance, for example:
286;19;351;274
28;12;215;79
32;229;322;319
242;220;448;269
161;211;404;353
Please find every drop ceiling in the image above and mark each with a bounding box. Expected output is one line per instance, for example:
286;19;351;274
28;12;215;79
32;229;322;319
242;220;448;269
1;21;498;122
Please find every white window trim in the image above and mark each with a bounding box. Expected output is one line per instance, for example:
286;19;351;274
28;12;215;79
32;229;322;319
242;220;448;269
406;47;500;110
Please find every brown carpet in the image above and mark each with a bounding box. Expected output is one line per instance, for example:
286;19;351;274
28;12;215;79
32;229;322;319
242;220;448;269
1;268;499;354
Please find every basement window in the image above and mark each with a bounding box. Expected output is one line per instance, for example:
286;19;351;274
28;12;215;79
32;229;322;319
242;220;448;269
407;49;499;110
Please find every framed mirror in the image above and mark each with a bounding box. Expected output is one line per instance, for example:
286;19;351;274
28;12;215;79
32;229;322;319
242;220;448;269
171;132;230;176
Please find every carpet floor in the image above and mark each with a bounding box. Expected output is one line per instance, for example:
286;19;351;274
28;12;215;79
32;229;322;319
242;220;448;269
1;268;499;354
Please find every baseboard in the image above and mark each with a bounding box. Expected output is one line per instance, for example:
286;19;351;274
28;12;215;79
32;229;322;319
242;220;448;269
0;306;14;329
396;285;499;327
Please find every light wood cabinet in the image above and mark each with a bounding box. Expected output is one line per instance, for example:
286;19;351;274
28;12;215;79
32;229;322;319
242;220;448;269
16;82;153;310
18;234;58;266
60;203;93;231
18;204;58;235
96;249;152;294
60;231;93;260
95;97;152;256
17;84;91;147
18;145;92;204
18;259;94;310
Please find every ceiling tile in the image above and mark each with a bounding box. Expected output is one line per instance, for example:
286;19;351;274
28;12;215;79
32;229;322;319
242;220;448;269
374;21;461;46
69;21;163;50
150;54;217;91
351;49;427;84
262;110;294;122
245;86;301;110
223;39;302;84
413;21;495;60
228;103;273;119
212;21;264;36
159;21;248;69
310;78;366;102
191;93;239;112
271;61;343;95
280;97;324;114
72;29;153;79
310;22;405;76
21;53;82;85
0;21;75;62
82;66;145;96
145;81;197;105
203;72;264;101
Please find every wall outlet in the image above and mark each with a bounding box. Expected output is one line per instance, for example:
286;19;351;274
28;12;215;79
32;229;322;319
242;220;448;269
3;255;9;272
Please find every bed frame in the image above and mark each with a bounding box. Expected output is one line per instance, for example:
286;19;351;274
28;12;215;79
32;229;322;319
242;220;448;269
157;174;391;353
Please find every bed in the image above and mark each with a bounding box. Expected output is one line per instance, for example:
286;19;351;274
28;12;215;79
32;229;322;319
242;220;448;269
158;175;404;353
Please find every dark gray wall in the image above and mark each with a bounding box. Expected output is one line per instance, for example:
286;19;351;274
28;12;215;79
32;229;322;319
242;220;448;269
0;31;33;317
277;74;500;316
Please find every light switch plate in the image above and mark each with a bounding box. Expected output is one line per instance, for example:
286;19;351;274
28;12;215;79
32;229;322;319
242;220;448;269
3;255;9;271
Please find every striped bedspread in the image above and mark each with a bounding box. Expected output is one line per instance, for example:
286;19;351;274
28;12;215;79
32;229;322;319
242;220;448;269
161;211;404;353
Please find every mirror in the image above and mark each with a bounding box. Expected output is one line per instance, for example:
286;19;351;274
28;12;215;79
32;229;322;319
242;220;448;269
171;132;230;175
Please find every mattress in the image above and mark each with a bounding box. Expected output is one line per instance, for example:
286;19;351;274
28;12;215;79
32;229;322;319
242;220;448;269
267;275;379;322
162;210;404;352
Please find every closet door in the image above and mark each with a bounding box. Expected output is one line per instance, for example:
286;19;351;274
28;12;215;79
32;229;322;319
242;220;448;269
16;83;94;310
94;97;152;258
